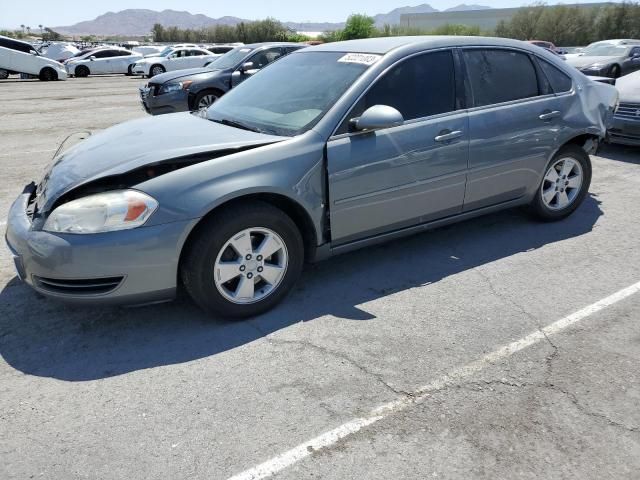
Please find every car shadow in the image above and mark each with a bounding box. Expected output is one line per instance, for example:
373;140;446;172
0;195;603;382
599;143;640;164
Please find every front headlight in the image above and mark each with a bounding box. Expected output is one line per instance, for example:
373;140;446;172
159;80;193;95
43;190;158;234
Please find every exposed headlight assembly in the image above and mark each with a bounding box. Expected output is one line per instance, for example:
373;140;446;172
159;80;193;95
44;190;158;234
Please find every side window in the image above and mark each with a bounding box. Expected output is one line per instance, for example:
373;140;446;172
250;48;284;69
190;50;205;56
538;58;573;93
119;51;131;56
93;50;110;58
337;50;457;134
463;49;539;107
630;47;640;57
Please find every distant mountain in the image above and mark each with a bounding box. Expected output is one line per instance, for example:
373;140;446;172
373;4;438;27
55;9;247;36
54;4;493;36
444;4;492;12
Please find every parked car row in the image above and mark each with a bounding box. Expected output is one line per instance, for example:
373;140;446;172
140;43;305;114
0;37;240;81
6;36;620;317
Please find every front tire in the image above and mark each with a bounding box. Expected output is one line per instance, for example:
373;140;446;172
149;64;165;78
75;65;90;78
39;67;57;81
609;65;621;78
181;202;304;318
193;89;221;111
0;69;8;79
126;64;134;76
529;145;592;221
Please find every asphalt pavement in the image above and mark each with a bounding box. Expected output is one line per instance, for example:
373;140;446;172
1;75;639;480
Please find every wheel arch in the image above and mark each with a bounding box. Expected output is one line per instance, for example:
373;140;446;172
179;192;319;270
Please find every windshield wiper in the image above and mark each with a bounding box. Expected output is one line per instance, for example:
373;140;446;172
212;118;262;133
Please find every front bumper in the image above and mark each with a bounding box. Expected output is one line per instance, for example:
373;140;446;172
132;64;147;76
139;86;189;115
581;67;612;78
5;186;197;306
608;115;640;146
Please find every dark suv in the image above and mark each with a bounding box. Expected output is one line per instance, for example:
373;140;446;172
140;42;305;115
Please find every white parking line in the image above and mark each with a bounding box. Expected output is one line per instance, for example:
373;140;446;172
227;280;640;480
0;220;6;227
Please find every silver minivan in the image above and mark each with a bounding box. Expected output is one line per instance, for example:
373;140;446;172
6;36;618;317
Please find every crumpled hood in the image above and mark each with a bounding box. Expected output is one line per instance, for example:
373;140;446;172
566;55;621;68
149;67;222;85
616;71;640;103
36;112;284;212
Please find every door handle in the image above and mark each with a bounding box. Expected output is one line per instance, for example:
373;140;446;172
434;130;463;142
539;111;561;121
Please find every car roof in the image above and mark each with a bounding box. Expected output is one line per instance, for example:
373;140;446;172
310;36;540;55
243;42;305;49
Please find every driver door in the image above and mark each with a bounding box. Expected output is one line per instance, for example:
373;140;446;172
326;50;469;244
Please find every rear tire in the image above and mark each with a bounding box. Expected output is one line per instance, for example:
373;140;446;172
181;202;304;318
126;64;134;76
149;64;165;78
529;145;592;222
75;65;90;78
0;69;8;79
39;67;57;81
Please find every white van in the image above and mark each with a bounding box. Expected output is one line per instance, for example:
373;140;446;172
0;35;67;81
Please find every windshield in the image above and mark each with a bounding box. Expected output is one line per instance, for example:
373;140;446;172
206;46;253;70
582;44;630;57
206;51;372;136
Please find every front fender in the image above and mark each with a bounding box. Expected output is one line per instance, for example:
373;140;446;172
137;131;327;246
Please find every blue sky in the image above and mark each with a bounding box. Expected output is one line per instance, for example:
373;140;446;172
1;0;619;29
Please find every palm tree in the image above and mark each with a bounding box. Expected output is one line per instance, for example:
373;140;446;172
26;26;31;36
20;24;25;34
39;24;43;35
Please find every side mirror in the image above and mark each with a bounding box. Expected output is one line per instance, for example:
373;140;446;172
89;56;96;61
350;105;404;132
240;61;254;73
30;50;38;55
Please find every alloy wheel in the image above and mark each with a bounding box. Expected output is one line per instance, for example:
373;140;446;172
541;157;584;211
198;94;218;110
213;227;289;305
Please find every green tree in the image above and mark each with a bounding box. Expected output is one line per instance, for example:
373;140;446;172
341;14;375;40
506;3;545;40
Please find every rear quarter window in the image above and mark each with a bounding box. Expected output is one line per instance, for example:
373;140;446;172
538;59;573;93
463;49;539;107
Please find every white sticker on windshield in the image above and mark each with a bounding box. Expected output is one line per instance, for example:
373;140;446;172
338;53;382;66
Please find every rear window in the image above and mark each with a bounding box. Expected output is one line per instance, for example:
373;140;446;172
538;59;573;93
463;49;539;107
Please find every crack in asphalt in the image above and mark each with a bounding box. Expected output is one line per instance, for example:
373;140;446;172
247;320;414;398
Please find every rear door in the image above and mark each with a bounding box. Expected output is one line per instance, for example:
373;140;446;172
462;48;564;211
110;50;131;73
167;50;188;71
327;49;469;244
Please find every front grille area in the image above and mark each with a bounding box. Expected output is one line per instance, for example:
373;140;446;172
33;276;124;296
615;103;640;120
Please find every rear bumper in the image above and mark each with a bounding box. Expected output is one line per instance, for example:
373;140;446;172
5;186;198;306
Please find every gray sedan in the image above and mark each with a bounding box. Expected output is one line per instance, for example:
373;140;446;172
567;42;640;78
139;43;304;115
6;36;618;318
